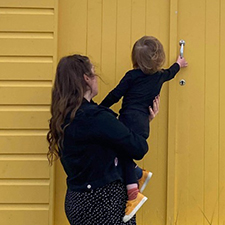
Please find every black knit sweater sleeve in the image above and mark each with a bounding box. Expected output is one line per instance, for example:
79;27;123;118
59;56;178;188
160;62;180;82
100;71;133;108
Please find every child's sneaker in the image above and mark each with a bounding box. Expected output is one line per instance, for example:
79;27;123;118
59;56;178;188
138;170;153;193
123;192;148;223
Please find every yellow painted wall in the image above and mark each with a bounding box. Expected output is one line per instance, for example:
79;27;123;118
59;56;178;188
0;0;57;225
1;0;225;225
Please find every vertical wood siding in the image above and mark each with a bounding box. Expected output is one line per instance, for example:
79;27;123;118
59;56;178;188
167;0;225;224
57;1;171;224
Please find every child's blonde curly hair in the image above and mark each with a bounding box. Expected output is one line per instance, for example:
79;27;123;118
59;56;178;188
131;36;166;74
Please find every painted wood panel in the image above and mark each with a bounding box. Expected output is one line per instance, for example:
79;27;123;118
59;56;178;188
57;0;87;56
0;0;54;8
0;182;49;203
0;9;54;32
0;34;53;56
0;210;49;225
0;0;57;225
219;2;225;224
0;157;49;179
0;133;48;154
144;1;171;224
0;85;51;105
0;110;50;129
0;58;53;80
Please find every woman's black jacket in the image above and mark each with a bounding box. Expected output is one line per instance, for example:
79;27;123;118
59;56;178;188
60;99;148;192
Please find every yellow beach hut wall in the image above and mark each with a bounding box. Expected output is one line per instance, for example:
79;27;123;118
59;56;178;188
0;0;225;225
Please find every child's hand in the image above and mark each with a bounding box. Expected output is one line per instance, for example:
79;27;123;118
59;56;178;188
176;56;188;68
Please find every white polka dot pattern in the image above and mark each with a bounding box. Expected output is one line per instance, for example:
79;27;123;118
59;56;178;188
65;181;136;225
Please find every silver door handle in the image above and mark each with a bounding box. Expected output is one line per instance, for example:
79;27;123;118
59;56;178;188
179;40;185;58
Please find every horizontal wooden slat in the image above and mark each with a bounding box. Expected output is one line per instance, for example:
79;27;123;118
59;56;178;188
0;13;54;32
0;135;48;154
0;61;53;80
0;86;51;105
0;110;50;129
0;35;53;56
0;183;49;203
0;210;49;225
0;158;49;178
0;0;54;8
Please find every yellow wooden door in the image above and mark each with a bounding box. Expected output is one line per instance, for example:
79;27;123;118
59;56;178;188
0;1;58;225
56;1;172;224
167;0;225;224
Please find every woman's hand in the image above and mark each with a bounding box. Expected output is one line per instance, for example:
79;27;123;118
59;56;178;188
149;95;160;121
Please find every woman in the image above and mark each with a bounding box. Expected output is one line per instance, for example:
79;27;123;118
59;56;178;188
47;54;160;225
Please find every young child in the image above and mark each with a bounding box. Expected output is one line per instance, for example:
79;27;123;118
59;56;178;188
100;36;188;222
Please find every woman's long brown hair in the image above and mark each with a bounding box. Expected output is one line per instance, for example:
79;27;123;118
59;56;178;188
47;54;93;165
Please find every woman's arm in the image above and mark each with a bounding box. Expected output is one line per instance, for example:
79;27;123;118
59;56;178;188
95;96;161;159
91;110;148;160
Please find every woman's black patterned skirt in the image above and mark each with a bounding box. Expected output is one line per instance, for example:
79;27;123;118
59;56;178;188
65;181;136;225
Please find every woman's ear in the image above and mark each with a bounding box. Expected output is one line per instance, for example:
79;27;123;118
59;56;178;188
83;74;91;89
83;74;89;82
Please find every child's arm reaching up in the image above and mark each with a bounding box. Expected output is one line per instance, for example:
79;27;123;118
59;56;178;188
100;71;133;108
160;56;188;82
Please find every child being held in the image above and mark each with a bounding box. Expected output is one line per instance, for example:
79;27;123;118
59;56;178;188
100;36;188;222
